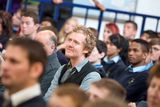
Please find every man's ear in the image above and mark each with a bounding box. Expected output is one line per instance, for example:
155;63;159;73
35;24;40;30
51;44;56;50
143;52;148;60
30;62;43;80
83;47;89;54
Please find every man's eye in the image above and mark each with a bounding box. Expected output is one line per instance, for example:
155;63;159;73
9;59;19;64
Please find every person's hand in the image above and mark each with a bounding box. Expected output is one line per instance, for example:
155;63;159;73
128;102;136;107
93;0;106;11
57;43;66;51
52;0;63;4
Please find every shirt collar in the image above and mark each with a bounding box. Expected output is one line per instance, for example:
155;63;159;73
75;58;88;72
68;58;88;72
103;55;121;63
145;61;154;70
128;64;149;73
4;84;41;107
93;64;103;68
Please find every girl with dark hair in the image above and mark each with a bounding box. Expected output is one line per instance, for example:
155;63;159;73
102;34;128;79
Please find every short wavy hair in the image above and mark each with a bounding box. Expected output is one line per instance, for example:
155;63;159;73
67;25;96;57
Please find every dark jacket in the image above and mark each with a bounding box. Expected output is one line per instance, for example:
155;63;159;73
136;101;148;107
40;53;61;96
116;68;148;102
57;50;68;65
102;59;127;79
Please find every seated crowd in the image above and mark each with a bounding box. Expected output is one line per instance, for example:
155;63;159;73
0;2;160;107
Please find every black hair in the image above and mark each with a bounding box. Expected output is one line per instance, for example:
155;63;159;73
96;40;107;56
41;16;57;28
125;20;138;31
22;10;38;24
109;34;129;63
142;30;158;39
131;39;150;53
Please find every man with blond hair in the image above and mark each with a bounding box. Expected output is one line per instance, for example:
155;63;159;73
44;26;101;101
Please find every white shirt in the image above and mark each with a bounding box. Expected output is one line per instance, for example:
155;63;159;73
4;84;41;107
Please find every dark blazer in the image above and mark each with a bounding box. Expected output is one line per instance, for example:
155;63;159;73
40;53;61;96
57;50;68;65
102;59;127;79
0;94;46;107
136;101;148;107
117;69;148;102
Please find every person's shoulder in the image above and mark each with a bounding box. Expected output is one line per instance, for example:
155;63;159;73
137;101;148;107
18;96;46;107
116;60;127;68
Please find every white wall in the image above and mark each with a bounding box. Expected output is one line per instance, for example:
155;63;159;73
73;0;160;39
136;0;160;16
134;0;160;38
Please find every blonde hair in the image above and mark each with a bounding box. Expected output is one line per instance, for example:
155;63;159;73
58;17;79;44
67;25;97;57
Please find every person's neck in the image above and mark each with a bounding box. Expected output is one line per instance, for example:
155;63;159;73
8;81;37;96
70;56;86;67
131;61;146;67
127;35;135;40
92;60;101;65
108;54;118;60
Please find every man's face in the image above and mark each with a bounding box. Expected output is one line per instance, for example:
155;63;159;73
148;77;160;107
88;85;110;102
48;95;75;107
64;32;88;59
36;31;56;56
20;16;37;36
1;45;31;89
128;42;146;66
123;23;136;39
151;45;160;62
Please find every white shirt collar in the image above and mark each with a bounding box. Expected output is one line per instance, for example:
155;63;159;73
128;64;149;73
5;84;41;107
103;55;121;63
